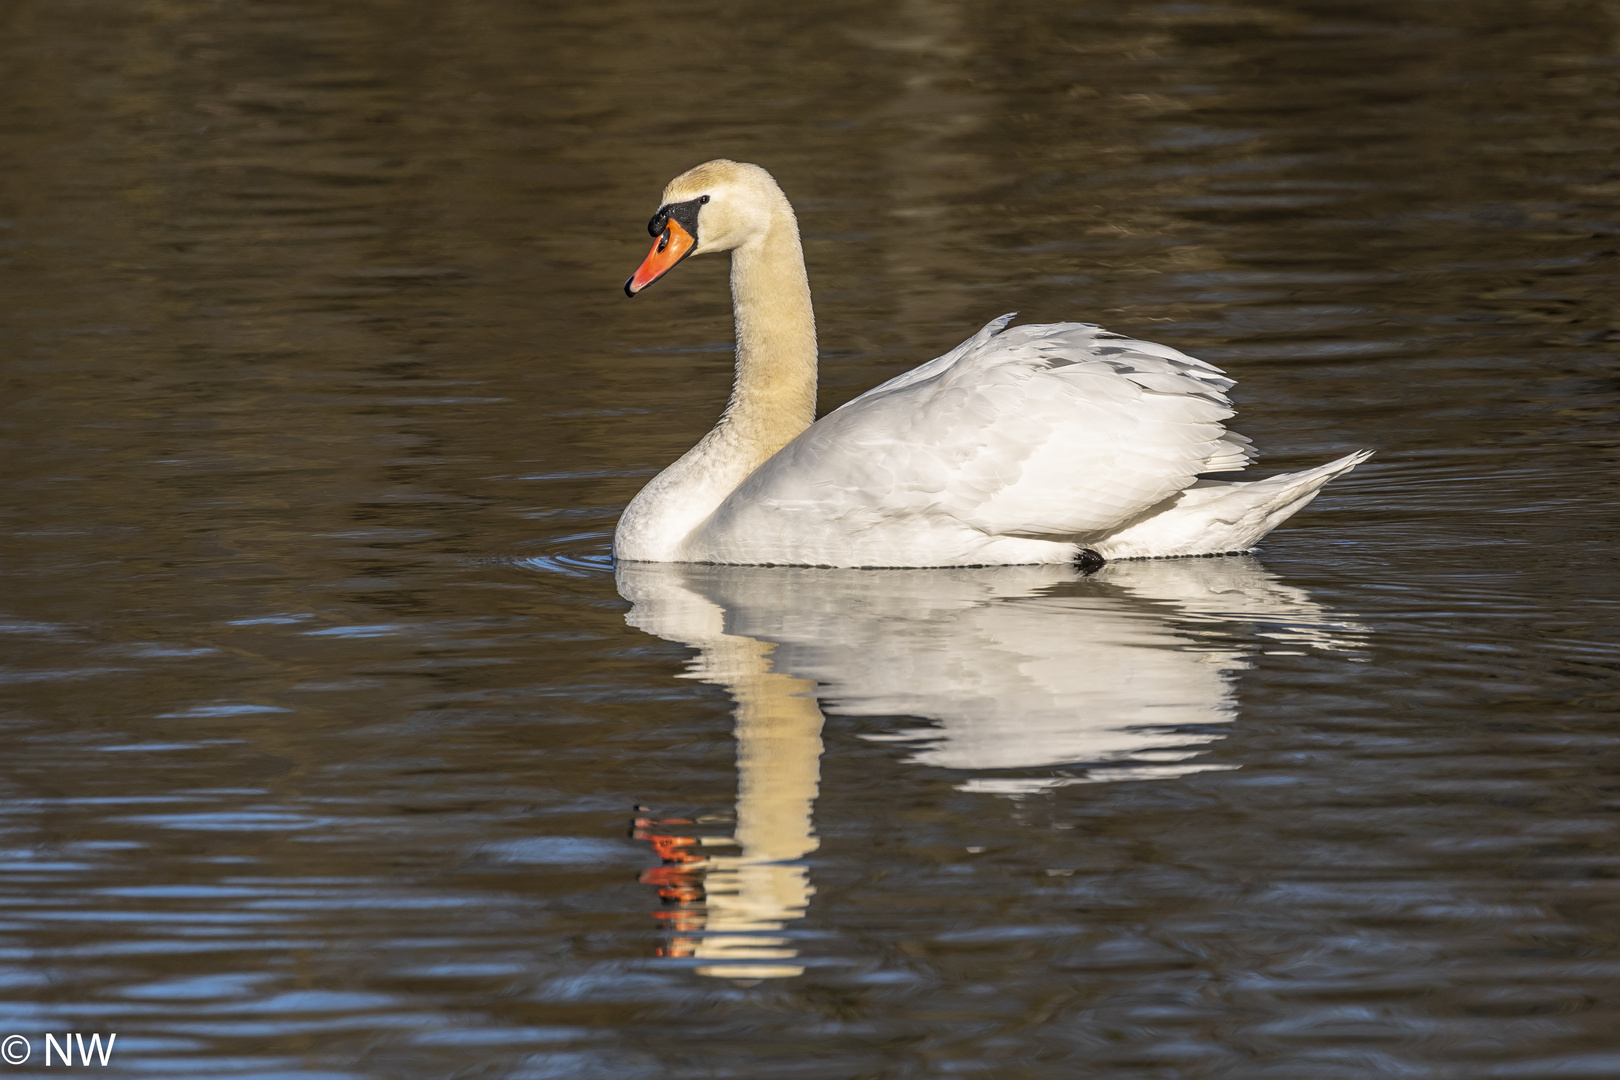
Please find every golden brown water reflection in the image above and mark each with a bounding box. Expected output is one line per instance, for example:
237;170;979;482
2;0;1619;1076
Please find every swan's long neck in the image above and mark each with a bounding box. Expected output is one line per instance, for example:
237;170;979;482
613;194;819;562
720;208;818;468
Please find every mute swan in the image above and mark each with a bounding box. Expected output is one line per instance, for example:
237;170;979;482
617;159;1369;568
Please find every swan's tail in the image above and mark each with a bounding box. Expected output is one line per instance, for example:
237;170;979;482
1093;450;1373;559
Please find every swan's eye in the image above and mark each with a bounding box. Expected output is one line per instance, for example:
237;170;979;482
700;195;710;204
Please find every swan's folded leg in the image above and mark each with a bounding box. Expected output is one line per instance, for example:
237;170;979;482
1092;450;1373;559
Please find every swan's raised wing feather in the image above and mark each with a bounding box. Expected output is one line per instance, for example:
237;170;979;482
833;312;1018;406
710;319;1257;548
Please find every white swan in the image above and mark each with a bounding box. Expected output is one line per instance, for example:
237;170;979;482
617;159;1370;568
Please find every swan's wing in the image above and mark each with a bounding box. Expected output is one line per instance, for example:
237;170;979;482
832;312;1018;405
732;318;1257;538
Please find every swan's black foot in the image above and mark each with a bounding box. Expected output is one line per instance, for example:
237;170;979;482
1075;548;1106;574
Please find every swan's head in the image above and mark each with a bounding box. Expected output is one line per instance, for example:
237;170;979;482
624;159;789;297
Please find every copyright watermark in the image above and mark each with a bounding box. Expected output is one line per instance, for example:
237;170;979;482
1;1033;117;1066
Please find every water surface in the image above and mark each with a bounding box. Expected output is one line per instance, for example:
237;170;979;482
2;0;1619;1076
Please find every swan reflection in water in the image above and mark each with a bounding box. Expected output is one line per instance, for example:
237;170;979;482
617;556;1363;979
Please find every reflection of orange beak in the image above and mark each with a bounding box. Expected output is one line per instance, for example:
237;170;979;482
624;220;695;296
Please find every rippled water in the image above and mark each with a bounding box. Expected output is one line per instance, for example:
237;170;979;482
3;0;1618;1076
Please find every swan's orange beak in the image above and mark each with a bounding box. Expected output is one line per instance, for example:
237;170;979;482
624;220;696;297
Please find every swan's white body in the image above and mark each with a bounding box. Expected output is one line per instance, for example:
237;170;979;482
616;161;1369;568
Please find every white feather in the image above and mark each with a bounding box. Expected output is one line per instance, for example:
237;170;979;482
613;161;1368;567
677;318;1366;566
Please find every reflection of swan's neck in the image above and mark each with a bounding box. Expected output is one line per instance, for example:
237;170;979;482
727;643;822;864
717;207;818;479
676;622;825;980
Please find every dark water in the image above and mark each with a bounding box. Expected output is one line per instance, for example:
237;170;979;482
3;0;1619;1075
